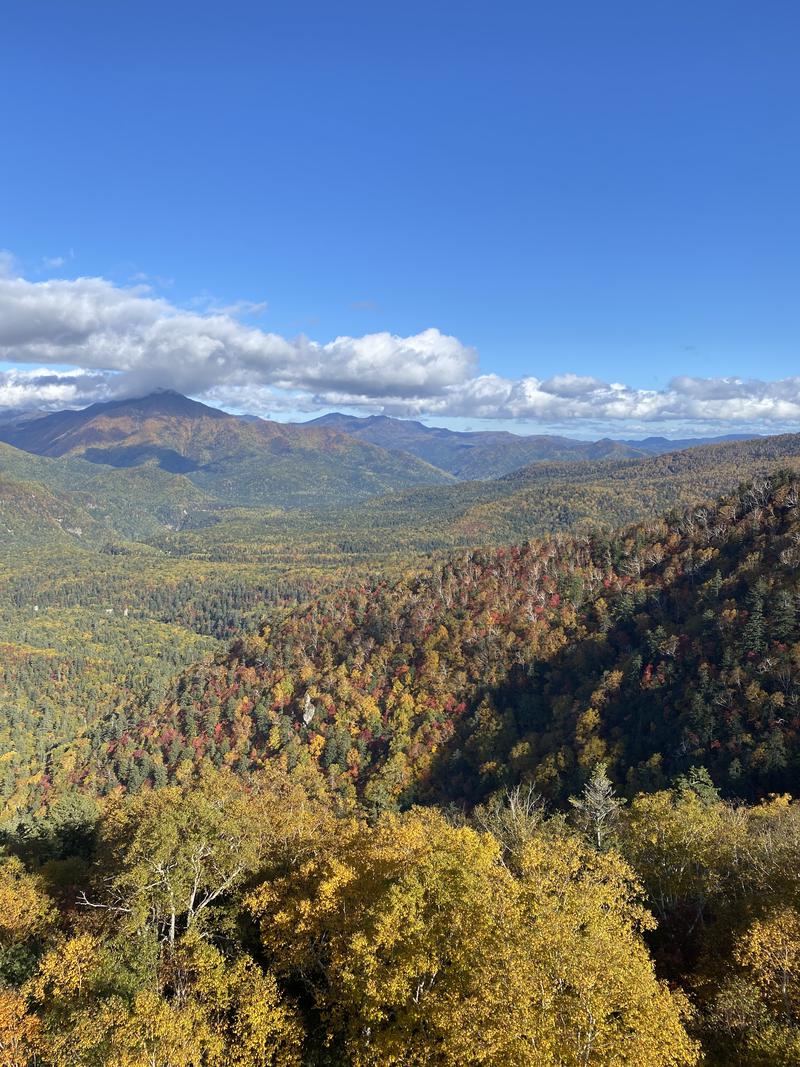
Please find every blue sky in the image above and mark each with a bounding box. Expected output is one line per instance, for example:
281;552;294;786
1;1;799;435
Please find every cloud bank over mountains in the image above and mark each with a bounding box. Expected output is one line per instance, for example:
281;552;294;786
1;268;799;433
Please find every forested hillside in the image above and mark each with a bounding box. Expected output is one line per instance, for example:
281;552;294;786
142;428;800;565
0;475;101;550
97;472;800;813
0;441;213;543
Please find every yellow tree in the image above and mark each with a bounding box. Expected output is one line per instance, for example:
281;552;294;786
249;808;698;1066
619;787;732;924
0;988;39;1067
0;855;55;1066
51;990;213;1067
519;833;699;1066
85;765;329;943
0;854;56;954
26;929;303;1067
249;810;547;1065
736;906;800;1018
171;935;302;1067
24;931;121;1067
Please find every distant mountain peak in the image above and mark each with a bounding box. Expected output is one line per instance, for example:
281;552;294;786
93;390;229;420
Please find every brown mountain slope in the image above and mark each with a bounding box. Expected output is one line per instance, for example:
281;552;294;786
0;392;454;506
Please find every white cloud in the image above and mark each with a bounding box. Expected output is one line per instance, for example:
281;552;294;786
0;367;112;410
0;274;476;405
391;373;800;428
0;268;798;434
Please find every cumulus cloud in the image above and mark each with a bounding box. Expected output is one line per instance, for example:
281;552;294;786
391;374;800;428
0;274;476;406
0;367;113;410
0;269;799;433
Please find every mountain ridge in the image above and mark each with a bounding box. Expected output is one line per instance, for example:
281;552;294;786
306;410;762;479
0;392;454;507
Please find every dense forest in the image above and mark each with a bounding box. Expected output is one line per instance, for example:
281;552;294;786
4;398;800;1062
3;763;800;1064
101;472;800;812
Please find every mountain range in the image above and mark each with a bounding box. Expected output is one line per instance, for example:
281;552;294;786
0;391;453;508
0;391;763;499
1;393;799;575
309;410;757;479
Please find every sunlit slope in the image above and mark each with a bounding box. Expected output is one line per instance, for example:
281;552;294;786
0;392;454;507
